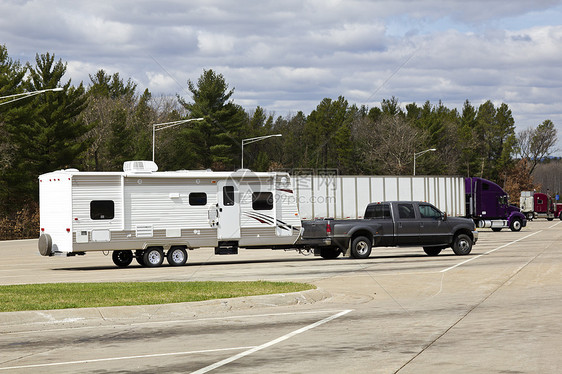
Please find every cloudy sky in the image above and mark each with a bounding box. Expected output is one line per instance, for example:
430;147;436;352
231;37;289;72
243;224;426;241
2;0;562;154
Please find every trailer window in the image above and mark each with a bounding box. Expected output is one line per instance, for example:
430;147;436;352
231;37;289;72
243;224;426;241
90;200;114;220
189;192;207;206
252;192;273;210
223;186;235;206
365;204;391;219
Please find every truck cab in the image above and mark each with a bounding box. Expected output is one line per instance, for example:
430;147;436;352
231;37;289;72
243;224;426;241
465;177;526;231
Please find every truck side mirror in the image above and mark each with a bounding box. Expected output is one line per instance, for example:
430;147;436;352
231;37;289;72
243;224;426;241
442;212;448;221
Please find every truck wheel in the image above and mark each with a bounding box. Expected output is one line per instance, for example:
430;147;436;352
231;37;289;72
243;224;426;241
143;247;164;267
510;218;522;232
351;236;372;259
423;247;442;256
547;217;553;221
452;234;472;255
112;250;133;267
492;228;502;232
167;246;188;266
526;212;534;221
320;247;341;259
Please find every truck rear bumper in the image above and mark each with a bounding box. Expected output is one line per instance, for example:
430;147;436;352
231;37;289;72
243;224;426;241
295;237;333;247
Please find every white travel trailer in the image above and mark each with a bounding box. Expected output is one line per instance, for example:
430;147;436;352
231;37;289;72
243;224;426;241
38;161;302;267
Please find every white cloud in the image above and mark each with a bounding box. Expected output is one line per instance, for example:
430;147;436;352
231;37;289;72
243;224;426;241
1;0;562;154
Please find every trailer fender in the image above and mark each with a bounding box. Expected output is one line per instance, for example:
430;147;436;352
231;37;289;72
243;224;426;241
38;234;53;256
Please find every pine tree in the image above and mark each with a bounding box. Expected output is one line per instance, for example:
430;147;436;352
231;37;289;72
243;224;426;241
176;69;246;170
0;45;27;213
4;53;88;205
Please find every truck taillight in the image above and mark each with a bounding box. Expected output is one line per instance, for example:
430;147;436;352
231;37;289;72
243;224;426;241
326;222;332;234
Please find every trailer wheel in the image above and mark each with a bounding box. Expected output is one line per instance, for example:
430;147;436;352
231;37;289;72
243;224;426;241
319;247;341;259
452;234;472;255
509;218;522;232
351;236;372;259
112;250;133;267
167;246;188;266
134;250;145;266
423;247;442;256
143;247;164;267
492;228;502;232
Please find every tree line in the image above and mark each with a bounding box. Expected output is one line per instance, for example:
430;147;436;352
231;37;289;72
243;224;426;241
0;45;558;238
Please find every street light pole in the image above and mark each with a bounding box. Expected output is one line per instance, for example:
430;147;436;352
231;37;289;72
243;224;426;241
241;134;282;169
413;148;436;176
152;118;204;162
0;87;64;106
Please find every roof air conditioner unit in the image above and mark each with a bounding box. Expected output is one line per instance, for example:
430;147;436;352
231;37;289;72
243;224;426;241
123;161;158;173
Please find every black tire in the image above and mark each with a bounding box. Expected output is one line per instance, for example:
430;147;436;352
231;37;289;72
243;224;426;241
423;247;442;256
112;250;133;267
167;246;188;266
510;218;522;232
492;227;502;232
319;247;341;259
143;247;164;267
547;217;553;221
452;234;472;255
135;250;145;266
526;212;534;221
350;236;372;259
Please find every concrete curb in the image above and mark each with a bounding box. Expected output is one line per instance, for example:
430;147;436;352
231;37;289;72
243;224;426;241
0;288;330;332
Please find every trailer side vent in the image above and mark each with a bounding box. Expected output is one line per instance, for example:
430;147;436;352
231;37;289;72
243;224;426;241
123;161;158;173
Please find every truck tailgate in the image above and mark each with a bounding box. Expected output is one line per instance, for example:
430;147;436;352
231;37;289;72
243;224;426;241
301;220;328;238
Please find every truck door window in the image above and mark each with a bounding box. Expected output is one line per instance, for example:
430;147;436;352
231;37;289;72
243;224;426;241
398;203;415;219
90;200;114;220
419;204;441;219
223;186;235;206
252;192;273;210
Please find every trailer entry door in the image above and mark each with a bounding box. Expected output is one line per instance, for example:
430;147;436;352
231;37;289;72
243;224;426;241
217;181;241;240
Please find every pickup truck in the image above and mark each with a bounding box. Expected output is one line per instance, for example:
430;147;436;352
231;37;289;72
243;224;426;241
300;201;478;259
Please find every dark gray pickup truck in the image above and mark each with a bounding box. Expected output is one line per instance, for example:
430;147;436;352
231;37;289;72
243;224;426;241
299;201;478;259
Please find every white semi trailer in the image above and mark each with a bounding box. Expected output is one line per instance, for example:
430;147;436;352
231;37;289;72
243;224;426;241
292;174;465;220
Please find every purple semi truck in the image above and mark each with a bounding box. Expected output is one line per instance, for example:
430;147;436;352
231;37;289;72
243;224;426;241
465;177;527;232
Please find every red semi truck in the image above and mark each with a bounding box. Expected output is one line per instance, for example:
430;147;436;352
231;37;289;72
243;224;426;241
520;191;555;221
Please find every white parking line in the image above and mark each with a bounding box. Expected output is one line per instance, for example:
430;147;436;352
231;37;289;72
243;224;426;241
441;231;542;273
0;347;256;371
548;221;561;229
191;309;353;374
0;309;352;371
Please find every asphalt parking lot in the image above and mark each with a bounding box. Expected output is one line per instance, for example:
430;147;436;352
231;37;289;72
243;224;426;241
0;220;561;373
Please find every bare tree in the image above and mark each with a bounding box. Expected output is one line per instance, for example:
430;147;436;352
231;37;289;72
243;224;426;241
517;119;558;174
353;115;426;175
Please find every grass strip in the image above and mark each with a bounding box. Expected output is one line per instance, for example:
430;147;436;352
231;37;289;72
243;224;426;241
0;281;315;312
